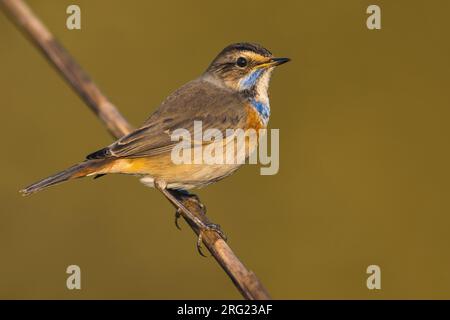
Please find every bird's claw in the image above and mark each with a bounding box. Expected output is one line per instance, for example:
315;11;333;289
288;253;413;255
174;208;182;230
196;223;227;257
186;193;207;214
173;192;206;231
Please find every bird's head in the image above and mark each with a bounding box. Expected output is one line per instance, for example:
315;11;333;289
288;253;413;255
204;43;290;98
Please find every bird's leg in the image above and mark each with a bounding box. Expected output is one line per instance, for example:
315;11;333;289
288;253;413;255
172;189;207;230
154;181;227;256
196;223;227;257
170;190;226;239
172;190;226;256
183;192;206;212
155;180;207;231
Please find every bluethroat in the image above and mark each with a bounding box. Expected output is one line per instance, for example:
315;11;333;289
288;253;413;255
21;43;290;246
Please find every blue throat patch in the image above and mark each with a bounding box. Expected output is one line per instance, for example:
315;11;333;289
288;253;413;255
250;98;270;123
240;69;264;90
240;69;271;123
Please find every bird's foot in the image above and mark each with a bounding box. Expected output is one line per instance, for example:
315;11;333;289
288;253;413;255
173;191;207;230
186;193;206;212
155;182;226;257
197;223;227;257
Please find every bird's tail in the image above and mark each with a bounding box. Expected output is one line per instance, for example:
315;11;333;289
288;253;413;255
20;159;108;196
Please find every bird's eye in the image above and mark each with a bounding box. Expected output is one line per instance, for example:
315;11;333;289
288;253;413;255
236;57;248;68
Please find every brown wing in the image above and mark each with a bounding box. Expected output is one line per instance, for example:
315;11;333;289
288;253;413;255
87;78;248;160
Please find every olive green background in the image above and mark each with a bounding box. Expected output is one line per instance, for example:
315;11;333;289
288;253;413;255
0;0;449;299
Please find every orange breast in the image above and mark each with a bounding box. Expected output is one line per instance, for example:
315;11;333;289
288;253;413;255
245;104;266;131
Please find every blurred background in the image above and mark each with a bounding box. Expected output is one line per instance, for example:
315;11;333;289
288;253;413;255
0;0;449;299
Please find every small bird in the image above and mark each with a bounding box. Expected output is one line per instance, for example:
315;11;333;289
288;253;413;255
21;43;289;236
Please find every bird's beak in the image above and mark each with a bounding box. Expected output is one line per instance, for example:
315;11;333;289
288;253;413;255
271;57;291;66
256;57;290;69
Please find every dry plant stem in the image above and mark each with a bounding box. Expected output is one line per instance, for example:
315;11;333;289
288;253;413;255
169;190;271;300
1;0;271;300
1;0;133;138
